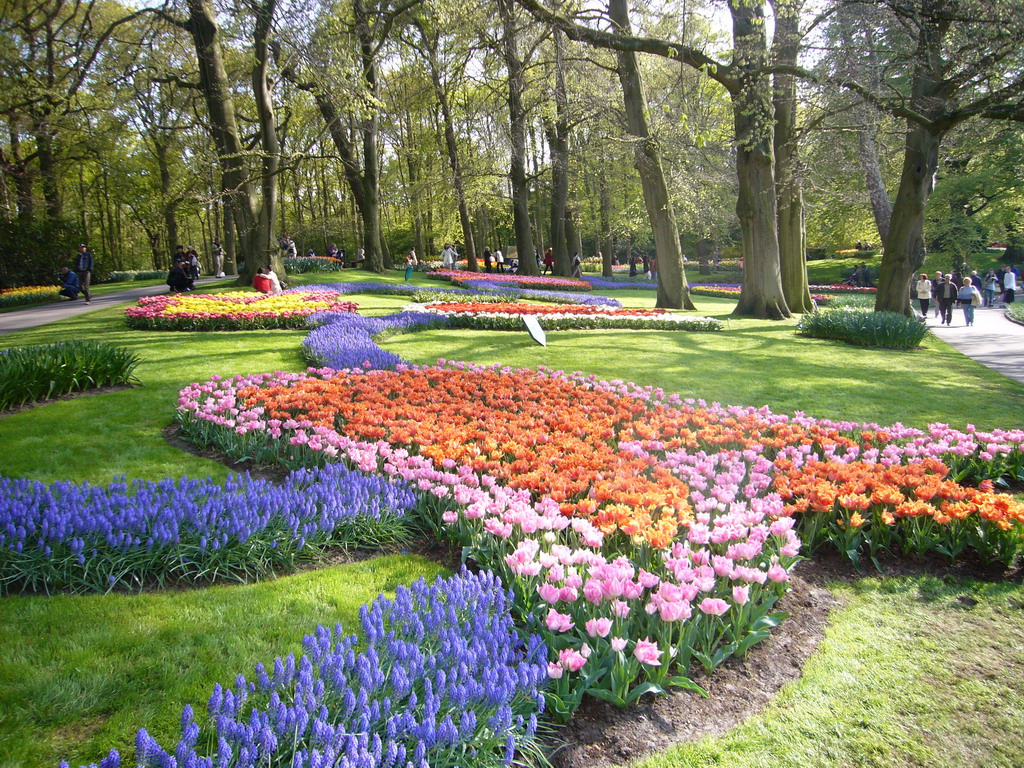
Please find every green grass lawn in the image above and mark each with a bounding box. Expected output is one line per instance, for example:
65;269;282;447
1;269;1023;768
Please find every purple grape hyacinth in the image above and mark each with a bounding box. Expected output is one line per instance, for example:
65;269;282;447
63;570;548;768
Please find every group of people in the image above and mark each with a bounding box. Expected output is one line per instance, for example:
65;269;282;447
167;245;204;293
847;262;875;287
58;244;95;302
628;253;658;280
541;248;583;278
915;266;1019;326
252;266;284;294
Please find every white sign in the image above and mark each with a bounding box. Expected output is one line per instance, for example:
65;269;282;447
522;315;546;346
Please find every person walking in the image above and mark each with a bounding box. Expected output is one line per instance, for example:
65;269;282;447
212;238;225;278
958;277;982;326
405;248;417;281
483;246;492;273
936;273;957;325
494;249;504;273
1004;267;1017;304
543;248;553;275
915;273;933;317
983;269;998;307
74;243;94;304
931;271;944;318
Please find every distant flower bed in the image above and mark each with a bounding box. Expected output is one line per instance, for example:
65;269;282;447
0;463;415;594
107;270;167;282
290;280;622;307
284;256;345;273
429;270;593;292
66;571;548;768
690;284;832;303
414;301;724;332
0;341;140;412
809;284;878;294
0;285;59;308
125;291;357;331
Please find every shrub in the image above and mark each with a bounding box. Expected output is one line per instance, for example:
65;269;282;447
797;307;928;349
0;341;140;411
0;464;415;594
1006;303;1024;325
65;571;549;768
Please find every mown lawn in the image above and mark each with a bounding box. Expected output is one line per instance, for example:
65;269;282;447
1;269;1022;768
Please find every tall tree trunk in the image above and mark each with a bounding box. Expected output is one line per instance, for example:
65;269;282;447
354;0;384;271
251;0;283;274
857;119;893;248
875;1;952;315
497;0;537;274
222;193;237;274
771;0;813;312
8;124;34;221
34;116;62;219
548;29;571;276
608;0;695;309
600;168;613;277
158;143;176;269
185;0;264;284
877;124;944;314
729;0;789;319
425;47;478;271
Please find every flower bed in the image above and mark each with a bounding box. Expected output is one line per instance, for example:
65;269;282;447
290;280;622;307
428;270;593;292
0;463;416;594
414;302;723;332
809;284;878;294
690;284;832;304
124;291;357;331
0;284;60;308
177;362;1024;716
68;571;549;768
284;255;344;273
303;310;449;371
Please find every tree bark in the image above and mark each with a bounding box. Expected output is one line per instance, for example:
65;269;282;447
771;0;813;313
497;0;538;274
729;0;789;319
608;0;694;309
184;0;265;284
354;0;384;272
857;119;893;248
251;0;283;274
547;29;572;276
599;168;613;277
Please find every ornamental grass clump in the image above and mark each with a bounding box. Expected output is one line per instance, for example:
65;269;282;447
797;307;928;349
0;464;416;594
0;340;140;412
65;570;549;768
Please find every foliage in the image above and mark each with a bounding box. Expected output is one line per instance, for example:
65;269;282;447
1006;303;1024;325
65;571;548;768
0;464;415;594
0;341;140;411
797;308;929;349
0;218;87;289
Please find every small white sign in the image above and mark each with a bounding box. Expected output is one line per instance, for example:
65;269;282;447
522;315;546;346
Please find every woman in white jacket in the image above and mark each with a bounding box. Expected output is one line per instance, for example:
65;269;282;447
915;273;932;317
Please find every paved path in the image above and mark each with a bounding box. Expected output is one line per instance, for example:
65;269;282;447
927;304;1024;385
0;277;236;336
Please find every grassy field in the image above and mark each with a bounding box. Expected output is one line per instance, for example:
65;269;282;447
1;269;1022;768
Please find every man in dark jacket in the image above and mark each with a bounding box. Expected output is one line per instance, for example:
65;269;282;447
58;266;81;300
936;273;958;325
74;243;94;304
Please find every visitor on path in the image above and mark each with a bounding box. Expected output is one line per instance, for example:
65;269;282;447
483;247;492;273
351;248;365;268
286;237;297;259
958;277;982;326
326;243;339;261
931;271;944;318
494;249;504;273
188;248;200;280
58;267;80;300
74;243;93;304
983;270;999;307
543;248;553;275
264;266;283;294
212;238;225;278
253;268;272;294
650;256;658;282
628;253;637;278
571;251;582;279
405;249;417;281
936;274;958;325
307;248;316;258
643;255;651;280
915;273;933;316
1004;267;1017;304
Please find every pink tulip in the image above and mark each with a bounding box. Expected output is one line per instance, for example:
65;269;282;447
633;638;661;666
585;617;613;638
699;598;729;616
610;636;627;652
767;564;790;583
732;585;750;606
545;609;575;632
537;583;561;604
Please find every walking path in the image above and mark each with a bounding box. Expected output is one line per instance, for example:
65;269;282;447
0;277;236;336
927;304;1024;385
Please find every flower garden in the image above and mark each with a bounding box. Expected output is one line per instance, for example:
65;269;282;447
2;269;1024;768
